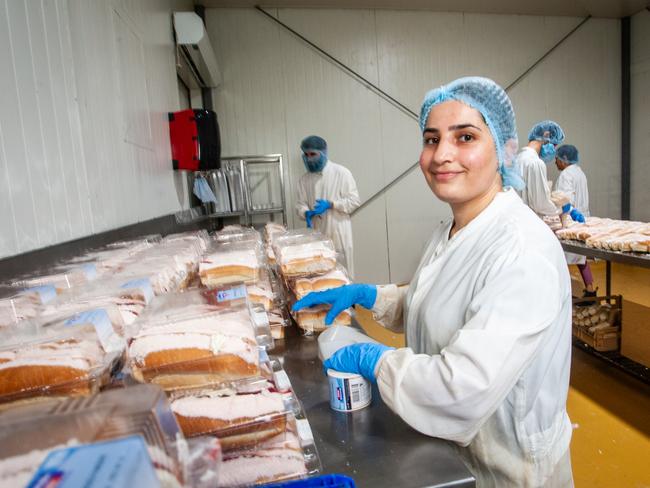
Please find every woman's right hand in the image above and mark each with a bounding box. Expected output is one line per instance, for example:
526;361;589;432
291;284;378;325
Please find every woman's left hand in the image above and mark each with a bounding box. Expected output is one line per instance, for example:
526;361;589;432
324;343;395;383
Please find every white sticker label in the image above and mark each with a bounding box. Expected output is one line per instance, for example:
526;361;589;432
296;418;314;443
216;284;247;302
259;348;270;364
23;285;57;304
65;309;118;352
121;278;154;303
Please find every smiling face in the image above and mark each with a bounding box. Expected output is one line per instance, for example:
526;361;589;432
419;100;502;206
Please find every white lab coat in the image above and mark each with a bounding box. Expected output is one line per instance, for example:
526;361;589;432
555;164;590;266
295;161;360;277
372;189;573;487
517;147;559;217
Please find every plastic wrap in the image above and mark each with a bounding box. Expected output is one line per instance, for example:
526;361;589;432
217;416;321;487
169;381;301;451
40;299;127;339
0;323;123;407
291;266;349;300
0;287;44;329
50;277;153;328
214;226;263;245
128;290;272;390
10;262;98;293
273;232;337;279
200;240;265;287
0;384;215;487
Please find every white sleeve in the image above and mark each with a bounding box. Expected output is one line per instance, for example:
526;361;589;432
370;284;407;331
555;172;576;207
332;171;361;215
524;162;559;216
295;177;310;221
376;251;562;445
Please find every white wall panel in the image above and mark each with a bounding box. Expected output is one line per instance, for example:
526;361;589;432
631;10;650;222
385;169;449;284
351;197;390;283
0;0;39;253
207;8;622;282
509;18;621;219
0;0;192;260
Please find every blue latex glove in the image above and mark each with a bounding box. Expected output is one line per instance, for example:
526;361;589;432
570;208;585;223
305;210;316;228
324;343;395;383
312;199;332;216
562;203;571;214
292;284;377;325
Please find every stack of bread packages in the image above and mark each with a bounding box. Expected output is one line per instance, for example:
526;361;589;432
125;284;320;486
201;226;291;340
273;230;351;335
0;384;221;488
555;217;650;253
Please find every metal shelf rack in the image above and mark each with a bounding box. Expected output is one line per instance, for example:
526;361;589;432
177;154;287;226
561;239;650;385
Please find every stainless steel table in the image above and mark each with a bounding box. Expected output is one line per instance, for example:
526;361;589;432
272;332;476;488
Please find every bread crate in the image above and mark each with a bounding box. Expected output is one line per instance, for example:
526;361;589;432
571;295;622;352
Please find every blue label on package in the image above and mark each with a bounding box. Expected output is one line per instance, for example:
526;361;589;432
120;278;154;303
81;263;98;281
216;284;247;302
65;309;116;352
27;436;161;488
23;285;57;304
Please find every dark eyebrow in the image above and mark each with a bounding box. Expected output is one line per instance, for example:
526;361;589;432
449;123;481;131
423;124;481;134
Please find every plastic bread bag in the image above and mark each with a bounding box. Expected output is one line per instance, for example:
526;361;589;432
0;384;205;487
0;322;123;407
272;231;337;279
200;240;265;288
127;289;272;391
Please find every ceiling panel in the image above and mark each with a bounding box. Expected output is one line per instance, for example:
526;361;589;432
198;0;649;19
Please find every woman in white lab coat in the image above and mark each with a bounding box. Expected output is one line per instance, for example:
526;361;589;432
293;77;574;487
555;144;595;295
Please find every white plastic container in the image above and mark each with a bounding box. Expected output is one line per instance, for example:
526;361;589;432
327;369;371;412
317;325;379;362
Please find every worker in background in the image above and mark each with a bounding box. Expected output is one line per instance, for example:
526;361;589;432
555;144;595;297
518;120;565;217
295;135;361;277
294;78;573;487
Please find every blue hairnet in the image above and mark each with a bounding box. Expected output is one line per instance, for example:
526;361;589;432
527;120;565;145
556;144;579;164
419;76;524;191
300;135;327;153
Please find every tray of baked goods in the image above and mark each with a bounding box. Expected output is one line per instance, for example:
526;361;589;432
556;217;650;253
0;384;221;488
572;295;622;352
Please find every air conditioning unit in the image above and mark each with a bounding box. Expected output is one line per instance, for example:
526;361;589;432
173;12;222;88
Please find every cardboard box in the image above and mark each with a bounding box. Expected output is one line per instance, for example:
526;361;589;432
620;299;650;369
